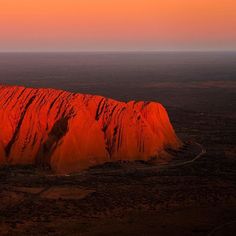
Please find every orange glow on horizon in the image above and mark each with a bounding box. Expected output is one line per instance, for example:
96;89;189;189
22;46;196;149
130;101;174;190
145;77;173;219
0;0;236;51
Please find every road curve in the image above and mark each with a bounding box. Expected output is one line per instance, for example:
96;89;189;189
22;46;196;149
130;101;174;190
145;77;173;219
166;141;206;168
71;141;207;176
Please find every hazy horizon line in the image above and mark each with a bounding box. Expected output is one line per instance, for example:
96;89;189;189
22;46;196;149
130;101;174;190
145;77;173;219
1;49;236;54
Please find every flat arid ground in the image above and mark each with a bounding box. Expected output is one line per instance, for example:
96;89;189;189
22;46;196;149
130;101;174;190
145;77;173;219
0;52;235;235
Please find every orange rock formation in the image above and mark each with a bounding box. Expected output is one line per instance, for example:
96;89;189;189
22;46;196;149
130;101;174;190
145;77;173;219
0;85;181;173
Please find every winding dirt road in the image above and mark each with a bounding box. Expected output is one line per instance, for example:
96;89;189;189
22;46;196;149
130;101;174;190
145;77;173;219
76;141;207;176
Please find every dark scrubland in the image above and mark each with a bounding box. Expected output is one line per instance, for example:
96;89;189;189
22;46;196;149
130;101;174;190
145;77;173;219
0;52;235;235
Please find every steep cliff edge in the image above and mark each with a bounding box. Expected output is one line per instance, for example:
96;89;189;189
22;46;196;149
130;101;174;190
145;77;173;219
0;85;181;173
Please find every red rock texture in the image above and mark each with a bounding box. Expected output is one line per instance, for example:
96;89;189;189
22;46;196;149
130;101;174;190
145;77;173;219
0;85;181;173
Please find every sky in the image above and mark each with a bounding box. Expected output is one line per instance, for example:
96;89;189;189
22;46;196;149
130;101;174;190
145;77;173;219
0;0;236;52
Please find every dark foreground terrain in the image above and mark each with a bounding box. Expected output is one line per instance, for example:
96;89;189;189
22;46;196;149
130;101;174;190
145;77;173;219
0;107;235;236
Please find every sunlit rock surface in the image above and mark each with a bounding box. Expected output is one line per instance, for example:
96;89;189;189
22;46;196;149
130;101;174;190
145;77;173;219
0;85;181;173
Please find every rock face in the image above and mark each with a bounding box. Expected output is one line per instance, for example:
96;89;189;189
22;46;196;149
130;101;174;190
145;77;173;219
0;85;181;173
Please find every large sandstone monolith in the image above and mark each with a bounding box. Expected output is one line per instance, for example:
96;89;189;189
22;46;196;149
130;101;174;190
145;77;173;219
0;85;181;173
